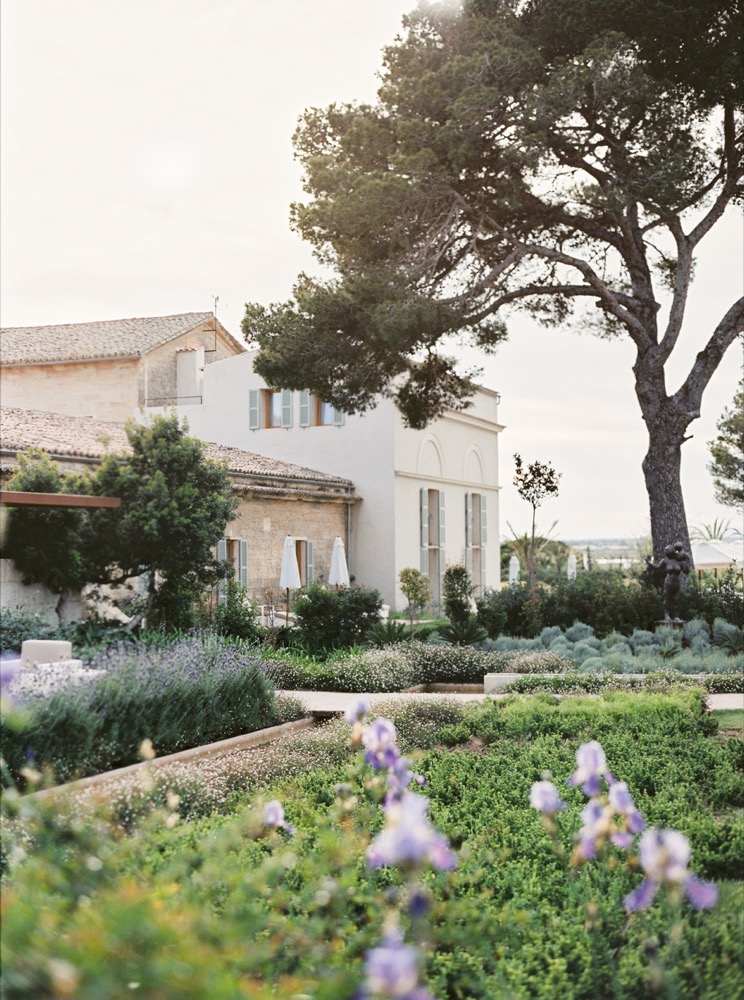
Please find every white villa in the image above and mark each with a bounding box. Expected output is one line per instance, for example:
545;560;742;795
160;347;504;610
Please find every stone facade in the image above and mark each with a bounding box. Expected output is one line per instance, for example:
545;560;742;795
221;493;350;603
1;406;357;622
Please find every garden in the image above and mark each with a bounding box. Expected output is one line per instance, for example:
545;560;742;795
1;687;742;998
0;560;743;999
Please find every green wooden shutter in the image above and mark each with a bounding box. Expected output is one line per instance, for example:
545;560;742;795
438;491;446;548
306;540;314;583
299;390;311;427
248;390;259;430
465;492;472;549
281;389;293;428
333;406;345;426
480;493;488;546
216;538;228;605
420;489;429;548
420;488;430;576
238;539;248;589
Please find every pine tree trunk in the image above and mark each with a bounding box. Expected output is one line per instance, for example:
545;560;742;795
642;427;692;561
636;360;694;563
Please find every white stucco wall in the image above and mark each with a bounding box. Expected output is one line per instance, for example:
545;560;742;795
164;350;503;610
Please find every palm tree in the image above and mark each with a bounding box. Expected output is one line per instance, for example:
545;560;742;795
689;518;740;542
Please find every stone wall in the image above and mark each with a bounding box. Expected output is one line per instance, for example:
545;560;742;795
0;558;82;626
0;359;140;422
225;494;350;602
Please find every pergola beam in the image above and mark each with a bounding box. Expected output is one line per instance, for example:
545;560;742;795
0;491;121;509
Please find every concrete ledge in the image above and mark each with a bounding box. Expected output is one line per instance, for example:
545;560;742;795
401;684;488;695
32;717;315;801
21;639;73;667
484;673;528;693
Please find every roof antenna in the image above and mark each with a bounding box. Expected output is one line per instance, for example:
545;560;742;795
206;295;219;353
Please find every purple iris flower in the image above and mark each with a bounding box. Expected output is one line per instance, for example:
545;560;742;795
567;741;608;797
367;791;457;872
363;717;400;771
360;928;434;999
608;780;645;844
575;799;613;861
344;697;370;724
386;756;425;803
263;800;297;835
529;780;566;816
624;828;718;912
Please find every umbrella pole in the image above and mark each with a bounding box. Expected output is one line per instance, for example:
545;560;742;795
286;587;290;619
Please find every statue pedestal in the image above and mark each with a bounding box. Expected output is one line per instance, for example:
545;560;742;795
654;620;685;631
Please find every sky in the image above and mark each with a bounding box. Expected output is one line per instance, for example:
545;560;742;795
1;0;742;543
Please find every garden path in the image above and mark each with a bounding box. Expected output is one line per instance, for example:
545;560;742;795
279;690;744;714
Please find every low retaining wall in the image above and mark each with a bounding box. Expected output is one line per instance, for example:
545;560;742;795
31;717;315;802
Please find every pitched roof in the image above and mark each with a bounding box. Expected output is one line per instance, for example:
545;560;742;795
0;313;245;365
0;408;355;494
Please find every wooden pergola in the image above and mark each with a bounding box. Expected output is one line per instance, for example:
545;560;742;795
0;491;121;509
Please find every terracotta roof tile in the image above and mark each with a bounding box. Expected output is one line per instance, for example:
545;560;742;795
0;313;245;365
0;408;355;492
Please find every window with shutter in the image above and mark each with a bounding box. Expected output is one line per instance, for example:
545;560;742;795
420;488;429;548
465;493;488;594
249;390;260;430
216;538;228;605
281;389;293;428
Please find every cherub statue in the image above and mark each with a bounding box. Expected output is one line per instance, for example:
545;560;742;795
646;541;691;623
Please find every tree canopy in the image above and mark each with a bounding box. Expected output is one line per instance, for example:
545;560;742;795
245;0;743;556
2;416;237;626
707;375;744;512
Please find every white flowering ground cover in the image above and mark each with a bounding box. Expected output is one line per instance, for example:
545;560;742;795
1;690;742;999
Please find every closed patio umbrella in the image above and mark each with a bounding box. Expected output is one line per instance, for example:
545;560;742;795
280;535;301;615
328;535;350;588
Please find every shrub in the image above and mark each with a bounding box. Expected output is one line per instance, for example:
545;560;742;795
712;617;744;653
398;567;431;622
430;619;489;647
476;571;656;638
0;606;56;651
1;634;298;786
205;582;265;643
292;583;382;655
364;619;414;647
442;564;475;627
